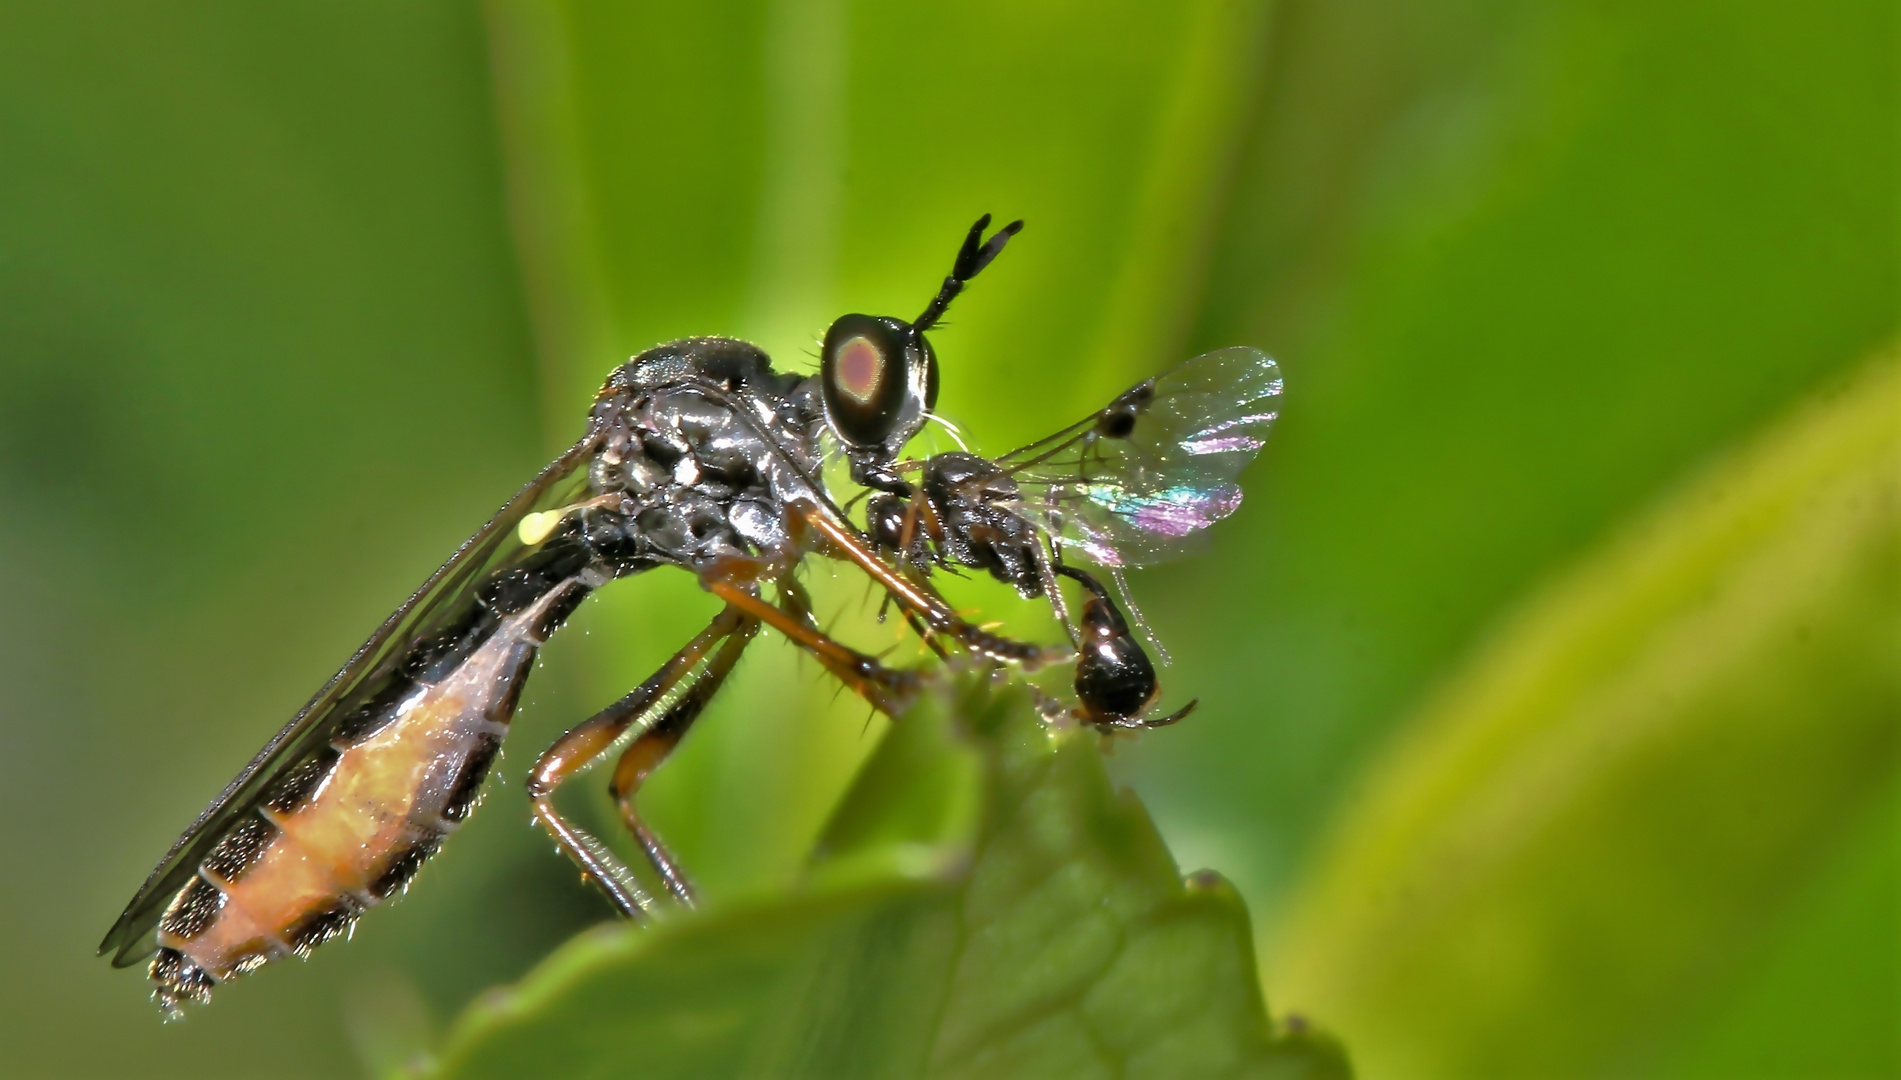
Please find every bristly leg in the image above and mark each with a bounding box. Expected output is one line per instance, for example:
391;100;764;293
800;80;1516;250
606;619;757;905
525;606;755;917
789;499;1070;670
701;576;922;716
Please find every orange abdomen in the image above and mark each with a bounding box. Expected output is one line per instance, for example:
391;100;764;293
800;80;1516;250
146;585;572;1010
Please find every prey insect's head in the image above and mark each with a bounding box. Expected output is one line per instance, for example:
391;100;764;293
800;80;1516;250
821;214;1023;491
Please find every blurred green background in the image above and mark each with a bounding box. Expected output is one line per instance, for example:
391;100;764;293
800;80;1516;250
0;1;1891;1077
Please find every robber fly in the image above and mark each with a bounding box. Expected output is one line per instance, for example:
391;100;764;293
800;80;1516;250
864;342;1282;728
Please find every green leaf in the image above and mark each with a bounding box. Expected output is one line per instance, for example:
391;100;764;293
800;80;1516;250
426;677;1349;1080
1269;347;1901;1078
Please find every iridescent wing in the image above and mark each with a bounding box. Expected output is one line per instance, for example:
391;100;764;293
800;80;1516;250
98;429;604;967
993;346;1281;568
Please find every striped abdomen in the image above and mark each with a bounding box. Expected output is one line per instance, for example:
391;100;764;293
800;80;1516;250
146;580;585;1015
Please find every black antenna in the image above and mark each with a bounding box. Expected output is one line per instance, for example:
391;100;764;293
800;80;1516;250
915;214;1024;332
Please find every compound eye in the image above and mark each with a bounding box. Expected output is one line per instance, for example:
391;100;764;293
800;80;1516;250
822;313;916;448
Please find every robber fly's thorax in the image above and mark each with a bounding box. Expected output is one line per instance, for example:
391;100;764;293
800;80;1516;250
581;337;830;570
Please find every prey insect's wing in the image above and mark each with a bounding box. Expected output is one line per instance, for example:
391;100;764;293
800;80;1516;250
98;429;605;967
994;347;1281;568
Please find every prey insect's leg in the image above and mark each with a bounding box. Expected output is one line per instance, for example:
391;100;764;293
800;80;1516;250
1035;536;1080;649
895;484;933;570
1107;563;1171;666
526;605;750;918
879;497;957;661
790;499;1069;668
605;618;758;906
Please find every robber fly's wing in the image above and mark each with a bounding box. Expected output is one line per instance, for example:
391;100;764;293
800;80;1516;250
995;347;1281;568
98;429;604;967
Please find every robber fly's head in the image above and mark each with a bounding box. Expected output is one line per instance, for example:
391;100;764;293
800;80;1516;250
821;215;1023;487
820;312;938;459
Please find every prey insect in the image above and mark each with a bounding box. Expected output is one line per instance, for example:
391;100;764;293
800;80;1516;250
99;215;1055;1018
864;343;1283;729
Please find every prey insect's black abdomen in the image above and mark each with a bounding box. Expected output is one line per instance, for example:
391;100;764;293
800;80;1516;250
1075;628;1159;719
1057;565;1197;730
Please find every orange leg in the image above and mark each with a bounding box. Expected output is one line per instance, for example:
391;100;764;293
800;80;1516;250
525;605;754;918
604;620;756;905
701;575;922;715
529;560;927;916
789;499;1069;668
612;566;936;905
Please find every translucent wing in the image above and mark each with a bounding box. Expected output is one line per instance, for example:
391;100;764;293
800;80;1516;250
97;430;604;967
994;347;1281;568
